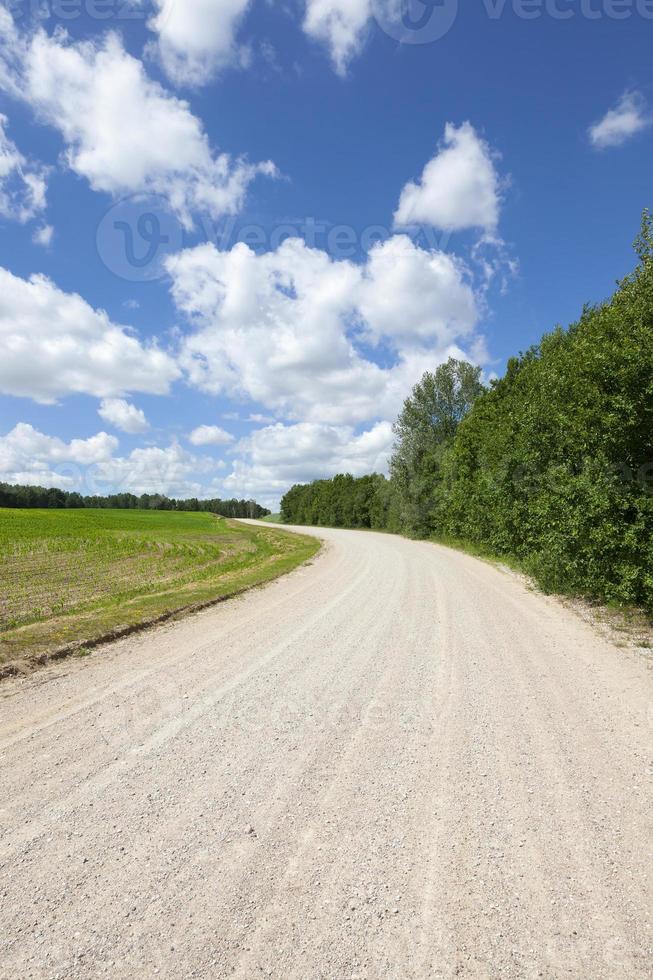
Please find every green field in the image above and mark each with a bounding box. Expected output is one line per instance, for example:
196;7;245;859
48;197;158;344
0;509;319;669
259;513;283;523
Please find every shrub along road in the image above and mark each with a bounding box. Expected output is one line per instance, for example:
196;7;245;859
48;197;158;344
0;523;650;978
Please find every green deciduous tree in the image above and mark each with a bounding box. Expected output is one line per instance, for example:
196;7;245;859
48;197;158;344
390;358;485;535
281;211;653;612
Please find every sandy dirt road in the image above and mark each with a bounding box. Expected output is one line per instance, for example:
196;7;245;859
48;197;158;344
0;524;651;979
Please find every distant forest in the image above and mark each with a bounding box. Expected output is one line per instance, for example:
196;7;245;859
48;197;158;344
282;212;653;612
0;483;270;519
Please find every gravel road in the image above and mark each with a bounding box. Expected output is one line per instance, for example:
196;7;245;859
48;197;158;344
1;524;651;979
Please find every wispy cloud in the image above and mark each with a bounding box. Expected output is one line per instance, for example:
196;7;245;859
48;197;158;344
589;91;652;150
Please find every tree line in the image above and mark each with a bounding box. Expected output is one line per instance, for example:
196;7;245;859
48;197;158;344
282;211;653;611
0;483;270;519
281;474;398;531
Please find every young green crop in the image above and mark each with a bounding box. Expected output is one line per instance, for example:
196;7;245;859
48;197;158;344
0;509;319;667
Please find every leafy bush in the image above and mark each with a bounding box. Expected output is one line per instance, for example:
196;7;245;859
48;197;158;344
437;211;653;607
282;211;653;611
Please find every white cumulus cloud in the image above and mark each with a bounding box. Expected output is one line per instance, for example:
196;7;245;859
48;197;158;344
188;424;235;446
0;424;233;500
588;91;652;149
303;0;372;76
0;425;227;499
147;0;251;87
0;266;180;403
358;235;477;347
224;420;394;505
169;235;481;427
0;25;276;228
394;122;502;233
98;398;150;434
0;423;118;487
94;443;217;497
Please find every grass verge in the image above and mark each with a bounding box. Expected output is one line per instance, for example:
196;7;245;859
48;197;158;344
428;533;525;574
430;532;653;653
0;509;319;675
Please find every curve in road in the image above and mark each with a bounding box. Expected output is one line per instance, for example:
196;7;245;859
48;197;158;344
0;525;651;978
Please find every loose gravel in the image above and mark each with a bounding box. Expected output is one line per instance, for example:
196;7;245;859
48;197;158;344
0;525;651;978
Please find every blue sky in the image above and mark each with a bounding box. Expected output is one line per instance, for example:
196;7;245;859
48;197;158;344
0;0;651;507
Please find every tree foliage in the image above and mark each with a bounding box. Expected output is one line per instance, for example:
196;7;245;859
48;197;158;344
281;473;398;530
390;358;485;535
0;483;270;519
281;211;653;611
